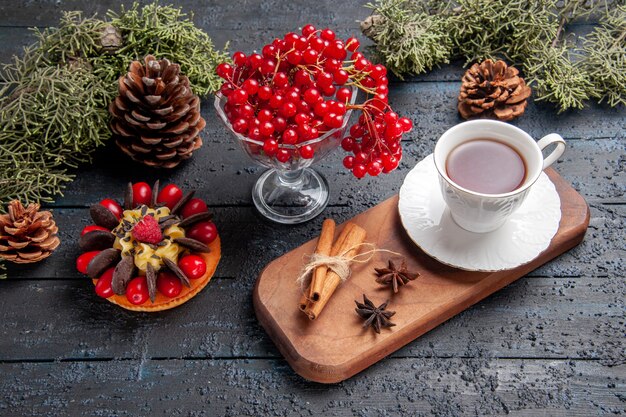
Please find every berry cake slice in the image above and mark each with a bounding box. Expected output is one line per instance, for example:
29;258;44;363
76;181;220;312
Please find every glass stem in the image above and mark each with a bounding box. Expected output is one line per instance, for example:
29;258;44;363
276;168;305;188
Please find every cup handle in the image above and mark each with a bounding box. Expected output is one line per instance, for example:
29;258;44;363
537;133;566;170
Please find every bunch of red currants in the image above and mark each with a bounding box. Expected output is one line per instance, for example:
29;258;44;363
216;24;413;178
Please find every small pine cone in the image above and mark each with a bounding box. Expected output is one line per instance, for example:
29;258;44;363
0;201;61;264
100;24;123;54
110;55;206;168
458;59;531;121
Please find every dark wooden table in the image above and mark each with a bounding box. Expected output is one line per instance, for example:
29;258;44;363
1;1;624;416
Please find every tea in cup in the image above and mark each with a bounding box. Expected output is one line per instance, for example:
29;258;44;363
433;120;566;233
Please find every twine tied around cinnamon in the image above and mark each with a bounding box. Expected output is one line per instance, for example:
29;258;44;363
296;243;401;291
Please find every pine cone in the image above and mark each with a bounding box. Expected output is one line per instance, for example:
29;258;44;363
100;25;122;54
110;55;206;168
0;201;60;264
458;59;531;121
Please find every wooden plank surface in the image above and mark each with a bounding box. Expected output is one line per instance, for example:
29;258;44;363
0;0;623;414
1;359;623;417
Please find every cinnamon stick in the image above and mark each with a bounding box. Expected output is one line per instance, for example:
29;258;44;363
309;219;337;301
305;223;367;320
298;219;336;312
298;289;310;312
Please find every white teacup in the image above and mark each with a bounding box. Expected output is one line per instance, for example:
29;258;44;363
433;120;566;233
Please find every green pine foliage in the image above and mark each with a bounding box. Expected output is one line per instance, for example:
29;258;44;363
364;0;625;112
581;4;626;106
0;2;229;206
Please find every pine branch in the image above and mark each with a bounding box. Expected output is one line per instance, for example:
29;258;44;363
363;0;624;111
0;2;229;207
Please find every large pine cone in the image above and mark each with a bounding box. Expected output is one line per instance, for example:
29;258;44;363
458;59;531;121
110;55;206;168
0;201;60;264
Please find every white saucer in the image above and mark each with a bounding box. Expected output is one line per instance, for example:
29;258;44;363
398;154;561;272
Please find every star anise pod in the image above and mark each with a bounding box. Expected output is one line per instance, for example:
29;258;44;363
374;259;420;294
355;294;396;334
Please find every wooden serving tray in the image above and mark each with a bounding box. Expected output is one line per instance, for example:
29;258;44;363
253;169;589;384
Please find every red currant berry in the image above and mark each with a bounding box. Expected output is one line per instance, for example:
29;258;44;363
355;151;369;164
345;37;361;52
382;155;399;173
384;112;398;124
232;51;247;66
276;149;291;163
303;88;321;105
258;109;273;122
320;28;336;41
126;276;149;305
322;84;336;97
187;221;218;244
282;128;298;144
355;58;370;71
178;254;207;280
220;82;235;97
261;58;277;75
314;101;330;117
248;53;263;69
279;102;297;118
294;112;311;125
157;184;183;209
352;164;367;179
273;116;287;133
302;48;319;65
269;94;284;109
263;138;279;156
399;117;413;132
181;198;208;219
294;69;312;87
302;24;316;37
299;145;314;159
324;58;341;73
324;113;344;129
370;64;387;80
309;36;325;51
76;250;100;274
341;136;355;151
232;118;249;134
297;123;312;139
328;40;347;60
258;86;272;101
216;63;233;79
248;127;262;141
333;69;349;86
315;71;333;88
343;155;355;169
99;199;122;219
95;268;115;298
229;89;249;105
242;79;259;95
81;225;109;236
287;50;302;65
335;87;351;104
367;161;383;177
274;72;289;88
156;271;182;298
262;44;276;58
131;182;152;207
260;121;275;137
350;124;364;138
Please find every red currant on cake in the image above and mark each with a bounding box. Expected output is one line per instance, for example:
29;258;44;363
76;181;221;311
